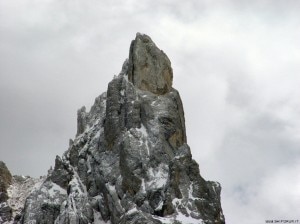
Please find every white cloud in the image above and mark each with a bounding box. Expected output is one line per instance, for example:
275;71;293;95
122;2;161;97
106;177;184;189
224;162;300;223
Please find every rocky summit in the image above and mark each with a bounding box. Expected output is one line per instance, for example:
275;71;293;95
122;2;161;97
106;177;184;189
17;33;225;224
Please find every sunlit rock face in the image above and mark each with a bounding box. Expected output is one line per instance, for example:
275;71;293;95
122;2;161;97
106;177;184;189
19;33;225;224
128;33;173;95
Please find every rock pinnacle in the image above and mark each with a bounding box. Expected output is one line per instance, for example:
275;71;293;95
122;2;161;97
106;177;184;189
128;33;173;95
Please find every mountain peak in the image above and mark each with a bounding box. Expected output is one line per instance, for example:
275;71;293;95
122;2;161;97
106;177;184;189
128;33;173;95
17;34;225;224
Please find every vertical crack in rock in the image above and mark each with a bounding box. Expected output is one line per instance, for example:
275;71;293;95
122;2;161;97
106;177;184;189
15;33;225;224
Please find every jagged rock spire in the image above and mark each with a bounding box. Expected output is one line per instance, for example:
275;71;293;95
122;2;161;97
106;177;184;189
128;33;173;95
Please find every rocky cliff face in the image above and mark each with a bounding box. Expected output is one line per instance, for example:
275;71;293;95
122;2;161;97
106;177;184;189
19;33;225;224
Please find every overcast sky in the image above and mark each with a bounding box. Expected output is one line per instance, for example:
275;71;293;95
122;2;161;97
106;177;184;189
1;0;300;223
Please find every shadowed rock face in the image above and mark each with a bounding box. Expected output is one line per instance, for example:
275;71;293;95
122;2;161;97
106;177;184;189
128;33;173;95
0;162;12;193
20;33;225;224
0;161;12;222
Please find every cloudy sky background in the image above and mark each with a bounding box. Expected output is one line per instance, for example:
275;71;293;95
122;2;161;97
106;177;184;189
1;0;300;223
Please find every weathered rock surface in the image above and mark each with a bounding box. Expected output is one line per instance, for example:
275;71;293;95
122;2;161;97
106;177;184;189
8;176;45;223
19;33;225;224
0;161;44;224
128;33;173;95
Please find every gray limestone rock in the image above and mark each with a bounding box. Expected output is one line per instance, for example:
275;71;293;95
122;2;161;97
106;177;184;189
18;33;225;224
47;156;72;190
76;106;87;136
0;203;12;223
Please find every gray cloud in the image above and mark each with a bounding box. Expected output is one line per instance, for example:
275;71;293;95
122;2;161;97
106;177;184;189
1;0;300;222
